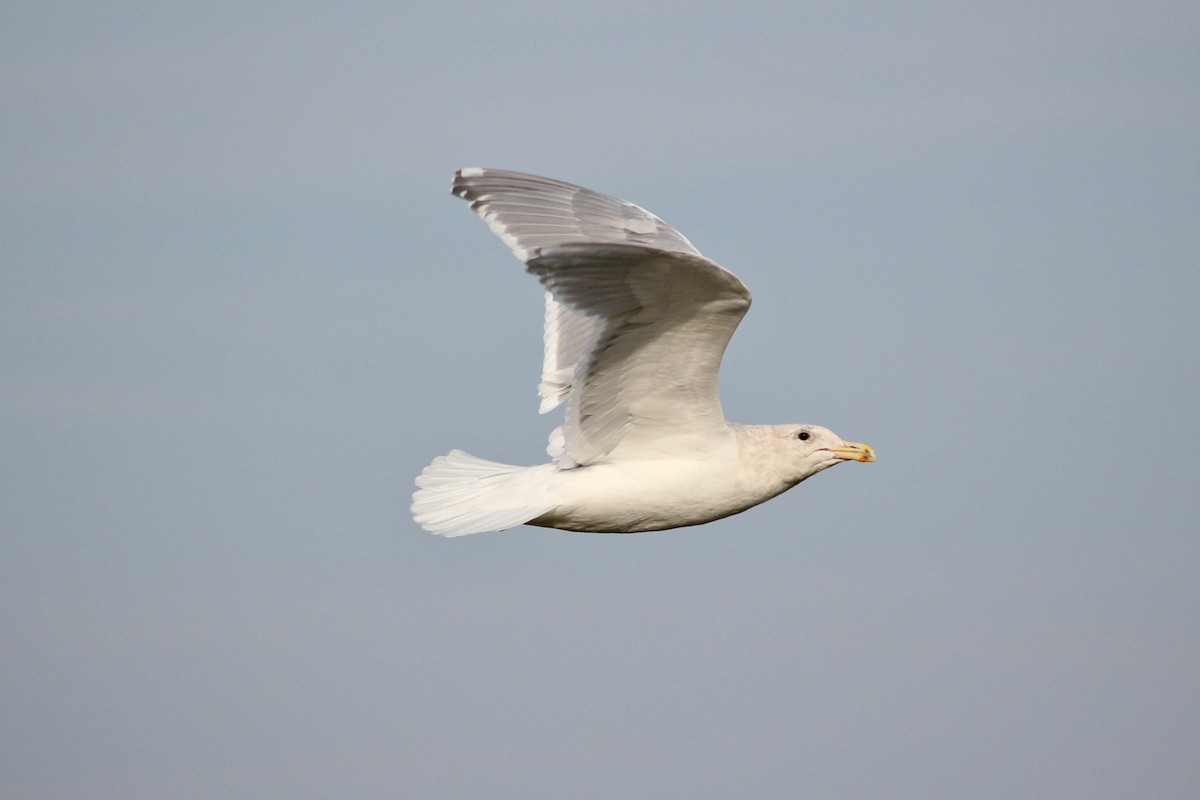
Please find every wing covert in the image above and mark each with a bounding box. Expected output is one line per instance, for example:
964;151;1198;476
526;244;751;465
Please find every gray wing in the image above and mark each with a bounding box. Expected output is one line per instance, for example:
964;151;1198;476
452;168;704;415
451;168;703;261
527;243;751;465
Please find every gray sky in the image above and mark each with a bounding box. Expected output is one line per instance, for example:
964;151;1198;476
3;2;1198;798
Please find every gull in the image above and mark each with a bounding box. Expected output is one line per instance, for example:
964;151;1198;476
411;168;874;536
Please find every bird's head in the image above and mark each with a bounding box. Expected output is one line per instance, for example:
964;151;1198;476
782;424;875;483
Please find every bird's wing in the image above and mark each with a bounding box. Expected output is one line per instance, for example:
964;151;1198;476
451;168;703;261
452;168;705;415
527;243;750;465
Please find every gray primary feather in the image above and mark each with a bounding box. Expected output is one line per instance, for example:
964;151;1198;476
450;168;703;261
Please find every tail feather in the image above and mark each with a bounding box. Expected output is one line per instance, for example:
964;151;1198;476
411;450;558;537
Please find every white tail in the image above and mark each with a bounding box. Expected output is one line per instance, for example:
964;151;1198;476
411;450;559;537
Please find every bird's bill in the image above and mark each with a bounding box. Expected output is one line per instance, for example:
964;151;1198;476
827;442;876;463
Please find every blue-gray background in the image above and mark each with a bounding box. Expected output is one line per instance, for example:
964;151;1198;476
3;3;1197;798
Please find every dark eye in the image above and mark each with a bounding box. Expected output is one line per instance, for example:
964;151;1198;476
797;431;810;441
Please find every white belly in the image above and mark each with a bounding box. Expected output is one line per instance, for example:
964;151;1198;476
529;456;788;533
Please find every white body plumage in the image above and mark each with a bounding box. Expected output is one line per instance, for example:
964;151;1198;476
411;169;874;537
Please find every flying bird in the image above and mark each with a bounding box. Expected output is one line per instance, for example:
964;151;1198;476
412;168;874;536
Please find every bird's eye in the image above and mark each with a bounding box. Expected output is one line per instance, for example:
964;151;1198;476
797;431;810;441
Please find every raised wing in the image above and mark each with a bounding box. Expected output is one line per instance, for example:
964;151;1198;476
451;168;703;261
452;168;704;414
527;244;751;465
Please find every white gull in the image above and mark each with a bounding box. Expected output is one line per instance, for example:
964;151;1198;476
412;168;874;536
